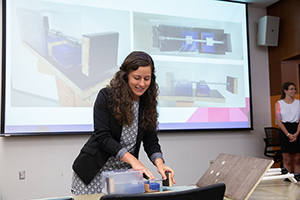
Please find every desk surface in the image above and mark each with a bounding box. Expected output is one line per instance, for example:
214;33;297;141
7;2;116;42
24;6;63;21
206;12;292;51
248;179;300;200
71;179;300;200
74;193;104;200
35;180;300;200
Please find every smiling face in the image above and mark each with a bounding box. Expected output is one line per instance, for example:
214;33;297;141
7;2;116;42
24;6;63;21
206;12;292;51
284;84;296;98
127;65;152;101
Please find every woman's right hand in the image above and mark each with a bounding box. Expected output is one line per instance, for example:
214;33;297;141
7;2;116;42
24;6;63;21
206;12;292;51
131;160;155;180
120;152;155;180
288;134;297;142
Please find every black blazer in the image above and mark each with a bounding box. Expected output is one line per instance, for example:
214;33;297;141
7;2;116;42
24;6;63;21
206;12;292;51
72;88;162;185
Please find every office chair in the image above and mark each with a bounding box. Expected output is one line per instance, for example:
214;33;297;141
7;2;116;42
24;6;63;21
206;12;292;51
263;127;283;167
100;183;225;200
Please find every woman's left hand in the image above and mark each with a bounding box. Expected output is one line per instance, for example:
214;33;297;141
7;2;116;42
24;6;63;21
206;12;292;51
156;164;176;184
154;158;176;184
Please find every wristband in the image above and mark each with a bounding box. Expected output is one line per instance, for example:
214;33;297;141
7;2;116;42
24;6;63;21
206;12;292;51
287;133;290;137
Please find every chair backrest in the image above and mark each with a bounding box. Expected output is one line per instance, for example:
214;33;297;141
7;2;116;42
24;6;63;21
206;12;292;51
264;127;280;147
100;183;225;200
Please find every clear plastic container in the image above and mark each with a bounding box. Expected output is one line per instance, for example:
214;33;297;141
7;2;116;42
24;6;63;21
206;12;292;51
101;169;145;194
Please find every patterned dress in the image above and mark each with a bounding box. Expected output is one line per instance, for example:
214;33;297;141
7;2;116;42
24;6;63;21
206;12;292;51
71;101;139;195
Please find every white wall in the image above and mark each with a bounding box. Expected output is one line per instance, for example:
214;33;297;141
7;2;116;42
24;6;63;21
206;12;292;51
0;6;271;200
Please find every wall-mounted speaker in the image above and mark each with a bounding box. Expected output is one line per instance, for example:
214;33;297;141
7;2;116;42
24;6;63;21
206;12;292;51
257;15;280;46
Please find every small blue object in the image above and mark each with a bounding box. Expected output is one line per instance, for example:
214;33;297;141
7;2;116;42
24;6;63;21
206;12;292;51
175;82;192;96
51;43;82;69
145;181;160;191
196;82;210;96
181;30;199;52
201;32;215;53
45;35;65;56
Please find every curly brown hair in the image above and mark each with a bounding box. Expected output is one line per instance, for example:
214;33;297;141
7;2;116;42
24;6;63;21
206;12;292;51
108;51;159;130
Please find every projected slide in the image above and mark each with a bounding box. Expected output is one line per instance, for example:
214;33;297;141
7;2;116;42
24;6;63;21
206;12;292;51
2;0;251;135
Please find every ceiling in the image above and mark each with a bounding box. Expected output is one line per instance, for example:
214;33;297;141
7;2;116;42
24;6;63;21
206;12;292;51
229;0;279;8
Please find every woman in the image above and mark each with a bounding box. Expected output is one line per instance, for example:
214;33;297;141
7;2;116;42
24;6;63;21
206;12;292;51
71;51;175;195
275;82;300;179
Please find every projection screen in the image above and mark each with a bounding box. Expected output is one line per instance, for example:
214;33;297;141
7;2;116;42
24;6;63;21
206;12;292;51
1;0;252;136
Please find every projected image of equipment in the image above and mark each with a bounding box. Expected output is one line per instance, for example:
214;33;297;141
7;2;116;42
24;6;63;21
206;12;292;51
16;8;119;107
159;75;238;104
195;77;237;97
152;25;232;55
3;0;252;135
196;76;238;96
